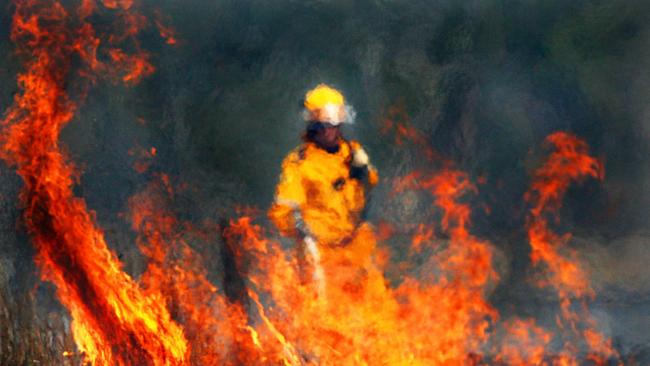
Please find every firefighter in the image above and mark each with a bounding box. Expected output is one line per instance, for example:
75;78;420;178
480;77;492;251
268;84;385;301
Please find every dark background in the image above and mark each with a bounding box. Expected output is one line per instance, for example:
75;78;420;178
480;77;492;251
0;0;649;362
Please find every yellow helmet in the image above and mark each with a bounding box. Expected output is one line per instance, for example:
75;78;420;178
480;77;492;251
303;84;352;125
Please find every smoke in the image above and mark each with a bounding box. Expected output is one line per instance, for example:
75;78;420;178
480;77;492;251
573;233;650;355
1;0;649;362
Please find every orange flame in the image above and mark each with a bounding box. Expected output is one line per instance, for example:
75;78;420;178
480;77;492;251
525;132;619;364
392;167;499;364
154;10;178;45
0;1;186;364
380;102;438;161
0;1;624;364
128;176;264;365
226;164;500;364
496;319;552;366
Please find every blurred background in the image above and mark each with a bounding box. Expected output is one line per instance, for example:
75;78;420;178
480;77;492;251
0;0;649;363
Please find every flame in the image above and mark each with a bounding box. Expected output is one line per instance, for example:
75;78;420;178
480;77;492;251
128;176;263;365
0;1;624;364
0;1;186;365
237;163;499;364
392;167;499;364
496;319;552;366
154;10;178;45
524;132;619;364
108;48;155;84
128;144;158;173
380;102;437;161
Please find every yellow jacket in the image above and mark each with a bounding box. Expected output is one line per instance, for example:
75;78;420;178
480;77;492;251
268;140;378;247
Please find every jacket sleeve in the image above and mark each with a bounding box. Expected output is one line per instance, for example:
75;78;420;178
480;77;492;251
368;165;379;186
268;149;306;238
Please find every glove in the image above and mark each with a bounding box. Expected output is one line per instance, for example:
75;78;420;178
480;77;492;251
293;210;312;239
351;147;369;167
350;146;377;183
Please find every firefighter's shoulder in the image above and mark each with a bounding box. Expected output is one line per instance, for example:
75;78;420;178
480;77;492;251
348;140;363;151
348;140;370;166
284;144;309;164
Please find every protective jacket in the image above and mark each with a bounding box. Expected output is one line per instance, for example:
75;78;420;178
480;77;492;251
268;140;378;247
268;139;400;364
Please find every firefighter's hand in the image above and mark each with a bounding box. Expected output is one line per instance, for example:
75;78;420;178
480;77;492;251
351;147;369;167
350;147;378;186
293;210;313;239
303;235;318;250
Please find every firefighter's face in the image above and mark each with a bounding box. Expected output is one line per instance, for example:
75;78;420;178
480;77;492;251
313;122;341;149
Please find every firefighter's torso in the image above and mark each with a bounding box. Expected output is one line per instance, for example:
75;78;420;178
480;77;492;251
288;141;367;246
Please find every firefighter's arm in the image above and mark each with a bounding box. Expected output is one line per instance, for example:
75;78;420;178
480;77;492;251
349;141;378;186
268;150;308;238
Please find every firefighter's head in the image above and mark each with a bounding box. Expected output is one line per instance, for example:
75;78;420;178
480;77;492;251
302;84;352;151
305;121;341;152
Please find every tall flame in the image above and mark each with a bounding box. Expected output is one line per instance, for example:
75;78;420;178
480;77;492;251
128;175;265;365
524;132;619;364
392;167;499;364
0;1;185;364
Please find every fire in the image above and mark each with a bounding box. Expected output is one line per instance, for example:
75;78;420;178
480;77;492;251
229;163;499;364
128;176;264;365
154;10;178;45
128;144;158;173
108;48;155;84
380;102;437;161
496;319;552;366
0;1;623;364
0;1;186;365
391;167;499;364
524;132;619;364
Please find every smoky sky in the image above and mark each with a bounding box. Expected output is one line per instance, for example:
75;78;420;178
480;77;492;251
1;0;650;361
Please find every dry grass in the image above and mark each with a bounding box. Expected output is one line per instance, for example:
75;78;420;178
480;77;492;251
0;286;82;366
